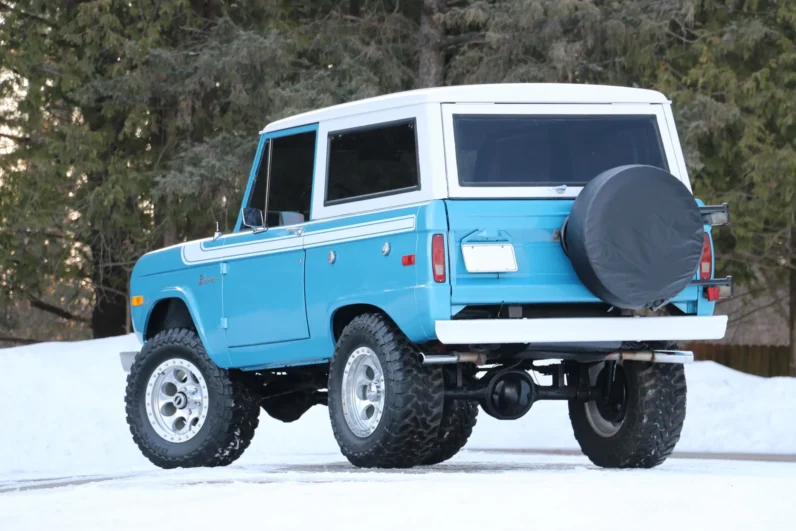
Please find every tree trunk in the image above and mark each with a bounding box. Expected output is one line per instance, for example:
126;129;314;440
163;221;177;247
89;232;129;339
91;286;128;338
790;227;796;376
417;0;445;88
155;103;179;249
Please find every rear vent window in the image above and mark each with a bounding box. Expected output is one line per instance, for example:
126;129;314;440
453;115;668;187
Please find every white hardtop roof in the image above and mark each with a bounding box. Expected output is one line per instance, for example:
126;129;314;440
262;83;669;133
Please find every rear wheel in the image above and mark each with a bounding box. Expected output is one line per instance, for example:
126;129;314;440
124;328;260;469
568;360;686;468
328;313;444;469
422;399;478;465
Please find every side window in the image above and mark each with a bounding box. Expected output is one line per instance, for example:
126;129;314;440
326;119;419;204
266;131;317;226
246;138;270;212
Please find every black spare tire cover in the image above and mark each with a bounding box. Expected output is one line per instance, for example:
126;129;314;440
564;165;704;310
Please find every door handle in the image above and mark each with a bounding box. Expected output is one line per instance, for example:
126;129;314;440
285;227;304;236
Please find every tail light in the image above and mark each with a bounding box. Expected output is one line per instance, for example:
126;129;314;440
699;234;712;280
431;234;446;283
700;233;720;301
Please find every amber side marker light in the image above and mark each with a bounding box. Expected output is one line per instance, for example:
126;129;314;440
131;296;144;307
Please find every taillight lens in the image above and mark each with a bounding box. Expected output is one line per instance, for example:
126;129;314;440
700;233;720;301
700;233;712;280
431;234;446;283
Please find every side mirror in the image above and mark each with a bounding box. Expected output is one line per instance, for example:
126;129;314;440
241;207;266;232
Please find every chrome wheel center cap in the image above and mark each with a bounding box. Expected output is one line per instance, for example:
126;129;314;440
173;393;187;409
366;382;381;402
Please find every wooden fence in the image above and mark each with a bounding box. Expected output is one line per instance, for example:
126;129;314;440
689;343;792;377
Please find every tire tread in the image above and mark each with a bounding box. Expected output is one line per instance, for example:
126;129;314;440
422;399;479;466
124;328;259;469
328;314;444;469
569;361;686;468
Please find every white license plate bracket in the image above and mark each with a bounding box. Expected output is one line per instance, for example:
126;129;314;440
461;243;518;273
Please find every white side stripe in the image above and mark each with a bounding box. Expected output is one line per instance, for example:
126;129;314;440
303;216;415;248
181;238;302;264
180;215;416;265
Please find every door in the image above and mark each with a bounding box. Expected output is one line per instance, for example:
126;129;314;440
221;228;307;347
222;126;318;347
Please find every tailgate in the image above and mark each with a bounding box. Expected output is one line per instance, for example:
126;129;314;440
446;199;597;305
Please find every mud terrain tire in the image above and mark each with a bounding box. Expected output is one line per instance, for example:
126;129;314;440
328;313;444;469
422;399;479;466
568;360;686;468
125;328;260;469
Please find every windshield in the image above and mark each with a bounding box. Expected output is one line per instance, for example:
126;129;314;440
453;115;668;187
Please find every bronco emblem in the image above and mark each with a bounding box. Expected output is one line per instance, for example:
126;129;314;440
198;274;217;286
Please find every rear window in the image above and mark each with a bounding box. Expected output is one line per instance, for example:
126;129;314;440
453;115;668;187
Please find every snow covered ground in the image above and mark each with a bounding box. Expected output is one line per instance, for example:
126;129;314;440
1;335;795;530
2;453;795;531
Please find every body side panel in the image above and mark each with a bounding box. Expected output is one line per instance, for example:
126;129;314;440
130;252;231;367
303;202;446;352
220;202;450;370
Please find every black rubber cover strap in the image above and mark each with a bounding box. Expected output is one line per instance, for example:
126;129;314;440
564;165;704;310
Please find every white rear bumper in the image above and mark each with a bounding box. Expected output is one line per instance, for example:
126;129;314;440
434;315;727;345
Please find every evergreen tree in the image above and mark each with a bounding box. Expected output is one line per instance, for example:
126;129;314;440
2;0;793;363
0;1;417;339
657;0;795;373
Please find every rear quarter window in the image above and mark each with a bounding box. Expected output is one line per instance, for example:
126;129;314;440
325;119;420;205
453;115;668;187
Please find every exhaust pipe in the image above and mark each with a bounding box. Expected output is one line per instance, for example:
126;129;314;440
602;350;694;364
420;352;488;365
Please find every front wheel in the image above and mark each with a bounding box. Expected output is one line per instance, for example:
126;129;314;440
327;313;444;469
568;361;686;468
124;328;260;469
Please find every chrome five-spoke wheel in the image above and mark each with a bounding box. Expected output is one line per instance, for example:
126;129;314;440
341;346;385;438
145;358;209;443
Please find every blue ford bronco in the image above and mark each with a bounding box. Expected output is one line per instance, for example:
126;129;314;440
121;84;732;470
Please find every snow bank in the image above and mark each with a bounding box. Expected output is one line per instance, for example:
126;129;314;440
1;335;794;478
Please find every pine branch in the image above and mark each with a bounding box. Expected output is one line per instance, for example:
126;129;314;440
0;132;30;143
442;32;486;50
727;295;789;326
0;335;41;346
752;265;789;318
0;2;53;26
94;284;130;299
26;295;91;324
